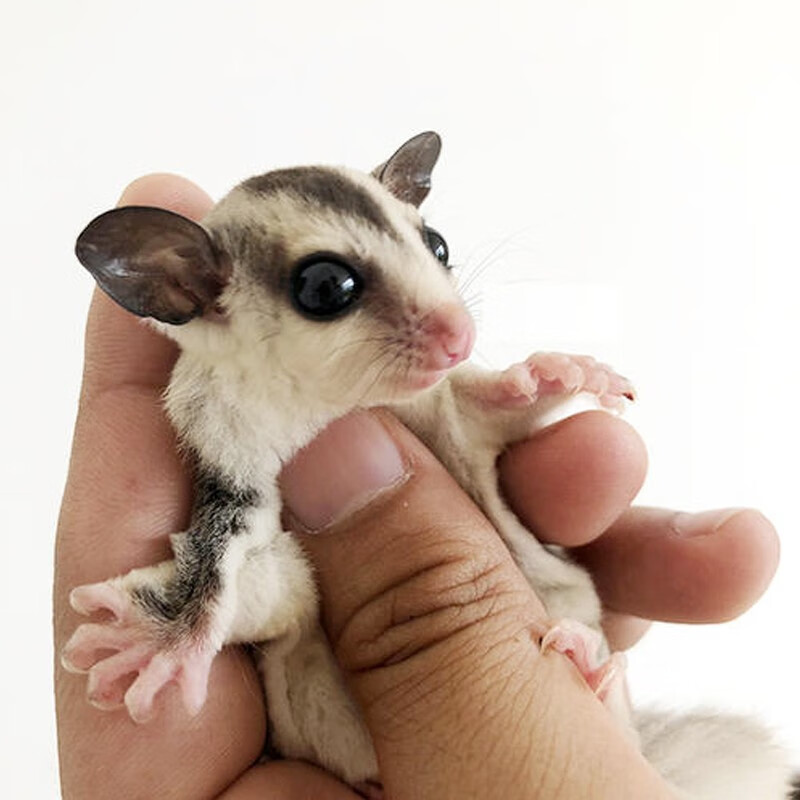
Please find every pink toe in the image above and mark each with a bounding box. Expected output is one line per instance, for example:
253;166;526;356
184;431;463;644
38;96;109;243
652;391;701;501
540;619;604;676
594;652;628;701
598;393;626;412
62;623;136;672
70;582;129;621
87;644;154;709
527;353;581;392
124;651;180;723
540;620;630;702
177;649;214;716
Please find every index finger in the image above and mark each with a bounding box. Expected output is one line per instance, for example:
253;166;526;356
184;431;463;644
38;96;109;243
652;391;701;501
55;175;266;800
58;175;215;570
497;412;779;626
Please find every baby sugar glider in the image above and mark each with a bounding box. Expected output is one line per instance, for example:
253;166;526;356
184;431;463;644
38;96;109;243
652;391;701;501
65;132;797;799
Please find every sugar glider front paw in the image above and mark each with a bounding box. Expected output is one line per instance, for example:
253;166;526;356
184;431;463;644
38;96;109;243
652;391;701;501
471;353;634;412
62;577;218;722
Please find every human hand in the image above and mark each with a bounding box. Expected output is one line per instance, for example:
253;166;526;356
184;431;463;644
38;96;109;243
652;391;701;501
54;174;779;799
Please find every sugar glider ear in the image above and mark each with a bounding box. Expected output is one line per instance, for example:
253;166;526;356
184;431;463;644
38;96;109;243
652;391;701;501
372;131;442;207
75;206;231;325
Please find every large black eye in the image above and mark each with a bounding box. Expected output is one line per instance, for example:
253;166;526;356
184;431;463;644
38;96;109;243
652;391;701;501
290;256;363;319
423;226;450;268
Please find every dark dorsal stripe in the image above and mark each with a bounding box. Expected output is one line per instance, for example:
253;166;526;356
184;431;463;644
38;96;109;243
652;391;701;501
243;167;395;235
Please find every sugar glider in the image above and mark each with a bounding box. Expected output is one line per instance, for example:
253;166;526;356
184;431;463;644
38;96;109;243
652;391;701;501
64;132;797;798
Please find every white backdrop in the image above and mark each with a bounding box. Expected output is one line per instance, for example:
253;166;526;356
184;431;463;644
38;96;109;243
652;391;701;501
2;1;798;794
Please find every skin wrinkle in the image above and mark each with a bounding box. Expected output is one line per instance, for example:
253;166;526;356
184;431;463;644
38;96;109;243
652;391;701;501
363;658;461;747
357;596;539;745
507;688;549;799
525;667;577;800
366;661;509;792
320;513;467;620
466;678;544;798
362;612;496;715
378;590;522;669
385;545;511;624
469;632;531;714
446;635;557;798
332;540;532;674
549;729;573;800
443;630;536;775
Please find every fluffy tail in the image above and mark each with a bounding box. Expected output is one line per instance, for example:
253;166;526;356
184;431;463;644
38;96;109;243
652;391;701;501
636;708;796;799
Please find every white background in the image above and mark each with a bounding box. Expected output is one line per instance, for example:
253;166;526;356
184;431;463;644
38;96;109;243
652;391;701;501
2;1;798;795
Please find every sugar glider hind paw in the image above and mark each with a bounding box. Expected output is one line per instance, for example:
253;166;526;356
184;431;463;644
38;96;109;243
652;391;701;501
62;580;217;722
540;619;627;703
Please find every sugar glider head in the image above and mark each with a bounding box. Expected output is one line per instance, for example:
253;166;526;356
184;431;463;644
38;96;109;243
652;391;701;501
76;132;474;407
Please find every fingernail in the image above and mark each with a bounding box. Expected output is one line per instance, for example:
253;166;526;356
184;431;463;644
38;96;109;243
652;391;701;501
670;508;747;537
281;412;409;532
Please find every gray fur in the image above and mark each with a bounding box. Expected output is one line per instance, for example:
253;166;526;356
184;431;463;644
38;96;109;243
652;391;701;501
243;166;396;236
636;709;795;799
133;465;260;636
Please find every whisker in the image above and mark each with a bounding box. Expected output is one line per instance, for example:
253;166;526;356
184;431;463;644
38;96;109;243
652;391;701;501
258;329;282;344
457;252;504;296
469;344;496;369
325;332;396;359
354;349;400;406
338;335;398;382
463;299;483;327
457;231;533;297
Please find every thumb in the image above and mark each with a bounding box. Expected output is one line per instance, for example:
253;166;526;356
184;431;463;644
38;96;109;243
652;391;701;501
279;411;664;799
281;410;544;797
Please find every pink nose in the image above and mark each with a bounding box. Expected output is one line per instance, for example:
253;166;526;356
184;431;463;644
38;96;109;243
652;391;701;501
421;303;475;370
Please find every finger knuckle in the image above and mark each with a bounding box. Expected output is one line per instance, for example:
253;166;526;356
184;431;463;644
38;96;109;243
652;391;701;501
333;530;530;677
